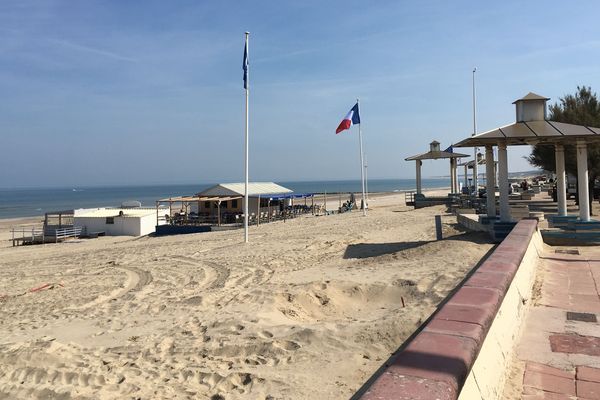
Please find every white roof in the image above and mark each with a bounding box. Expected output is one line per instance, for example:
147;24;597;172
455;120;600;147
197;182;293;197
73;208;160;218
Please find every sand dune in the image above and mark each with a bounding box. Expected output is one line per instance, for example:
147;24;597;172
0;192;493;399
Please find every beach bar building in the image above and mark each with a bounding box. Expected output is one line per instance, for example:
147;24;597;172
154;182;315;235
405;141;469;207
195;182;294;216
74;207;166;236
454;92;600;241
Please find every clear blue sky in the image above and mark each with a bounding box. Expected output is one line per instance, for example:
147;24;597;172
2;1;600;188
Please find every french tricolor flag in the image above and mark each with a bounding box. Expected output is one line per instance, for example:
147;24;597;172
335;103;360;134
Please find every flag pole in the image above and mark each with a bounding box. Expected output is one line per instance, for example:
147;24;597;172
357;98;367;216
472;67;478;199
244;32;250;243
364;153;369;208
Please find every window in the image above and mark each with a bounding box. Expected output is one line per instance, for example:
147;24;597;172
205;201;211;208
221;201;228;208
106;217;114;224
232;199;238;208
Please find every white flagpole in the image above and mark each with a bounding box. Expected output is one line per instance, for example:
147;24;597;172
472;67;478;198
244;32;250;243
357;98;367;216
364;153;369;208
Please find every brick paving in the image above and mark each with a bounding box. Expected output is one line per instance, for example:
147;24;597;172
515;247;600;399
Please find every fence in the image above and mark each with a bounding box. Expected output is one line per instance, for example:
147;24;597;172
12;226;83;246
52;226;83;243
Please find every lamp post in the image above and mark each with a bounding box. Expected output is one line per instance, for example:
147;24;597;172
472;67;478;199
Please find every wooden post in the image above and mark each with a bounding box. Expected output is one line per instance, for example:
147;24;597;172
268;199;271;222
156;201;159;227
324;192;327;215
311;195;314;215
435;215;443;240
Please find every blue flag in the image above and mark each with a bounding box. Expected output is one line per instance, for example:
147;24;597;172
243;40;248;89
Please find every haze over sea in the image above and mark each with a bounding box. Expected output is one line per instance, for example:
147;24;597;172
0;178;449;219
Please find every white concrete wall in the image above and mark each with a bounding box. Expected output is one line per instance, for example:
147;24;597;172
74;216;159;236
140;214;162;236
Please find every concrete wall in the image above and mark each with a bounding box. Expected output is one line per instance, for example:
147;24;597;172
359;219;541;400
75;214;161;236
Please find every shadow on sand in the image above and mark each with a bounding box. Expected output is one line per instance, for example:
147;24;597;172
343;231;491;260
344;241;431;259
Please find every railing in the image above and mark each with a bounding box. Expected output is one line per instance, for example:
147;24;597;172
405;191;415;205
53;226;83;242
11;228;45;246
11;226;83;246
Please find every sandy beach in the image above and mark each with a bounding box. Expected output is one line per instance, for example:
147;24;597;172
0;190;493;399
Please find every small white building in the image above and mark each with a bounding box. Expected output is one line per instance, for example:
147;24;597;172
73;207;167;236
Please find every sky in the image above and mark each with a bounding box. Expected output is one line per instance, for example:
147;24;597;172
1;1;600;188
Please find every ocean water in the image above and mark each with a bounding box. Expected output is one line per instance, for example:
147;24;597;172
0;178;450;219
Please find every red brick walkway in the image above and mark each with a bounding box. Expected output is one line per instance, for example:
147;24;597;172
522;362;600;399
515;247;600;399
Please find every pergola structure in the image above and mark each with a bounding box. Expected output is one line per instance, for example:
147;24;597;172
455;92;600;222
156;195;242;226
405;141;469;194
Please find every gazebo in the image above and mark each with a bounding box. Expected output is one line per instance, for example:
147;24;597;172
458;152;496;194
454;92;600;223
405;141;469;195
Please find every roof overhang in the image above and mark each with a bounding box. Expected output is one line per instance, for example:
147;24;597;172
157;196;242;203
405;150;469;161
454;120;600;147
458;159;489;168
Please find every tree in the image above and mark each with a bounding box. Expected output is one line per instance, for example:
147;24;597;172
527;86;600;212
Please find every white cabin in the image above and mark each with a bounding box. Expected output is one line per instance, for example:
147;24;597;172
73;207;167;236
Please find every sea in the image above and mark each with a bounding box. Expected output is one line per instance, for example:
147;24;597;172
0;178;450;219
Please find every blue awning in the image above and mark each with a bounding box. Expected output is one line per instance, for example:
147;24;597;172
268;193;314;201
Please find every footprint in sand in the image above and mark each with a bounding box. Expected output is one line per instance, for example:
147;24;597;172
274;340;301;351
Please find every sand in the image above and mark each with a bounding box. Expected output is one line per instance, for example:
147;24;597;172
0;191;493;399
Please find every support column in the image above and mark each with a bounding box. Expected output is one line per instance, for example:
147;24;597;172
576;140;590;222
464;164;468;191
453;159;458;193
416;160;422;194
473;150;478;197
449;159;455;194
555;144;567;216
498;142;511;222
453;160;459;193
485;145;496;218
